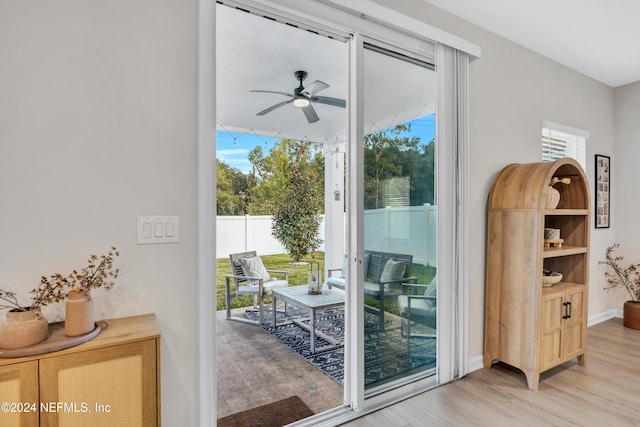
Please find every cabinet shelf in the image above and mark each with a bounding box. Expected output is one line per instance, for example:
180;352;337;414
543;245;588;258
542;281;585;293
485;158;590;391
543;209;588;216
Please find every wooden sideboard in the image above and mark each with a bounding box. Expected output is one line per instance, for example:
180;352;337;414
0;314;161;427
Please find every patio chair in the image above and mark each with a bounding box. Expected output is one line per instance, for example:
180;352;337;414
225;251;289;325
397;277;436;356
327;251;417;329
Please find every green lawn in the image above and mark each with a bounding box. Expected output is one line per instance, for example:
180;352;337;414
215;252;436;313
215;252;325;311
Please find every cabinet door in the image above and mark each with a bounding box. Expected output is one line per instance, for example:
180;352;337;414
39;339;158;427
540;290;564;372
564;287;585;359
0;361;39;427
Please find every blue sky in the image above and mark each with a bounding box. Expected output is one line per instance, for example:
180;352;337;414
217;112;436;173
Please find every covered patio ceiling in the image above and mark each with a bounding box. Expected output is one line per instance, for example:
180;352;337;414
216;4;437;145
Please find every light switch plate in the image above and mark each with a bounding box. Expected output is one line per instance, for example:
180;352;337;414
137;216;179;244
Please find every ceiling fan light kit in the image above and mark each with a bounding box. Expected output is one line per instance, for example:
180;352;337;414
250;70;346;123
293;97;310;107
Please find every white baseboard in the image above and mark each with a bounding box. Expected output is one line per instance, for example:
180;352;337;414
467;354;484;373
467;309;623;372
588;309;622;326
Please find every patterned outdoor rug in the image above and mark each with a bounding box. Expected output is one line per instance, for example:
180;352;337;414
245;307;436;385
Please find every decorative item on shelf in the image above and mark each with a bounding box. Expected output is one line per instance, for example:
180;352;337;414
544;228;560;240
544;239;564;248
0;276;66;349
543;227;564;248
0;307;48;349
307;260;322;295
39;247;119;337
542;270;563;287
600;243;640;329
543;186;560;209
543;176;572;209
65;290;94;337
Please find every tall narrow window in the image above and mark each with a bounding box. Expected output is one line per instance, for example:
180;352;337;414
541;120;589;170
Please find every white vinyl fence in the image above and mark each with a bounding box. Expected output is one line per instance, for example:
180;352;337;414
216;204;436;266
216;215;326;257
363;204;436;267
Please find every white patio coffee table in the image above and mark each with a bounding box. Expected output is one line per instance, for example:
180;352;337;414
271;286;345;354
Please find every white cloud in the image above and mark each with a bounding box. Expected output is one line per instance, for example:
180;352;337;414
217;148;249;157
223;158;253;173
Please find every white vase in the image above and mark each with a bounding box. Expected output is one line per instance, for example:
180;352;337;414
0;307;48;349
65;290;95;337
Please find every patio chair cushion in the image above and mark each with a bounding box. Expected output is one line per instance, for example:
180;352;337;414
398;277;437;317
425;277;437;298
237;256;271;285
397;295;436;318
379;258;407;283
327;276;346;290
238;279;288;295
327;276;393;297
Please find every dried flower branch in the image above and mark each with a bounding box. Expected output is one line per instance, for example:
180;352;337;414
0;246;120;312
0;290;24;311
42;247;120;294
599;243;640;301
549;176;571;186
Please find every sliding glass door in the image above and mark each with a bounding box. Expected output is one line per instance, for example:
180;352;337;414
361;43;438;391
212;1;470;422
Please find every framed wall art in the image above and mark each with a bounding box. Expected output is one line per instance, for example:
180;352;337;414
595;154;610;228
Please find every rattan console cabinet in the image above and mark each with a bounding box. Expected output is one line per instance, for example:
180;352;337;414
0;314;160;426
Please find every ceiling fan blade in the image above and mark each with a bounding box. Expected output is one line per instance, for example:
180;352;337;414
256;99;293;116
301;80;329;96
311;96;346;108
301;104;319;123
250;90;295;97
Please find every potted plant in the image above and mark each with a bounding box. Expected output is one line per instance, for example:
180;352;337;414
599;243;640;329
0;279;66;349
39;247;119;337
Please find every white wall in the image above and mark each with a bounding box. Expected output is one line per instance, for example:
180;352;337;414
0;1;199;425
374;0;617;361
613;81;640;307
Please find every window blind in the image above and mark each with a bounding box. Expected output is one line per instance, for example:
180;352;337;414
541;126;587;170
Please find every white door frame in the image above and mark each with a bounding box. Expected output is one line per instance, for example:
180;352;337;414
199;1;478;424
197;1;216;426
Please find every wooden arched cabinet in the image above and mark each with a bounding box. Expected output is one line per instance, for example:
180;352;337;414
484;158;590;390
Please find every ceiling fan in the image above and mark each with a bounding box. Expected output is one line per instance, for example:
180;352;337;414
250;70;346;123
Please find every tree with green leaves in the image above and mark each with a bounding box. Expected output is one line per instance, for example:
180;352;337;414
270;143;323;262
216;160;254;215
247;139;324;215
364;123;434;209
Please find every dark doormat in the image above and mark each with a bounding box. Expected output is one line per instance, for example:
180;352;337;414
217;395;314;427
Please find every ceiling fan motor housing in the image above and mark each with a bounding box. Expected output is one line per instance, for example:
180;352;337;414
294;70;308;96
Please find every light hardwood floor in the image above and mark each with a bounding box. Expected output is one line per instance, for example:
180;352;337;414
342;317;640;427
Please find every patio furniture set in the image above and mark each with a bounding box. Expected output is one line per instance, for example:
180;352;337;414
224;250;436;354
